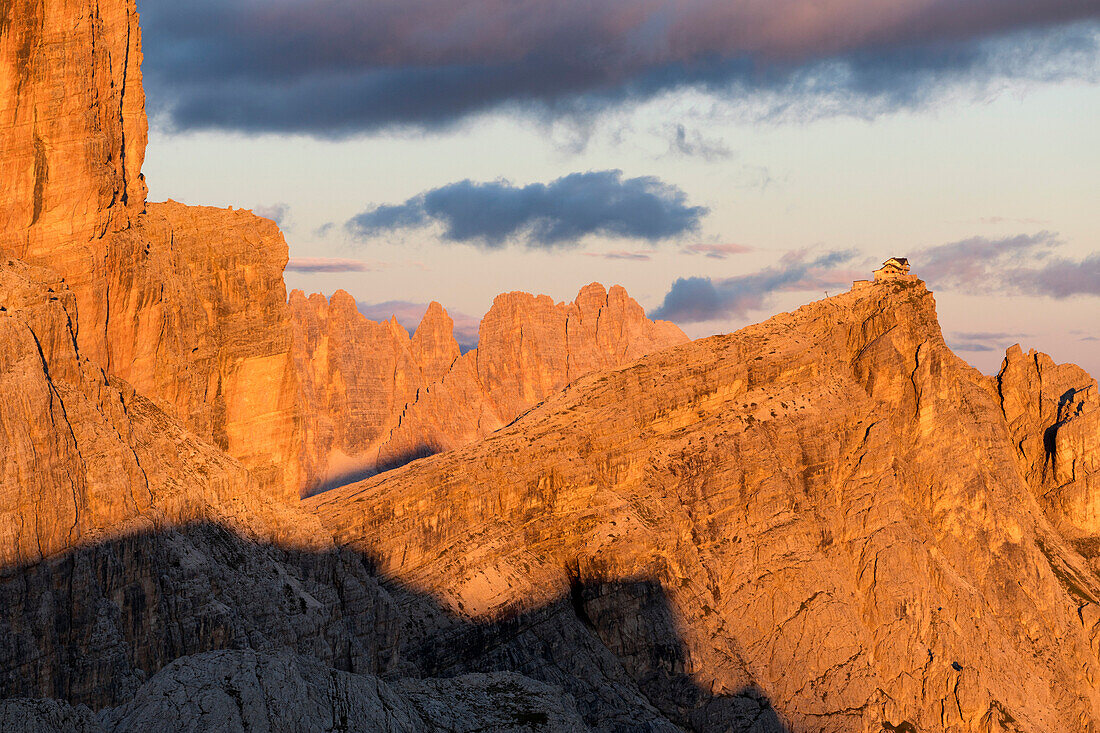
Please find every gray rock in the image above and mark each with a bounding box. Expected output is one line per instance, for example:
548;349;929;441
2;650;589;732
0;698;99;733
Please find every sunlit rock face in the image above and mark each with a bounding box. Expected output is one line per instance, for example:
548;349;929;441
0;0;301;498
0;259;317;567
4;0;1100;731
102;201;303;496
290;282;689;493
309;278;1100;732
0;0;147;260
997;346;1100;552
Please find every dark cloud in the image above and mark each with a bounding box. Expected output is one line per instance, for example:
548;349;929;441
346;170;706;248
681;243;753;259
137;0;1100;136
254;203;290;227
650;250;856;323
286;257;379;273
914;232;1100;298
356;300;480;352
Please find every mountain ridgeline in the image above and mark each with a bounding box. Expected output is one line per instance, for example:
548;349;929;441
1;1;1099;732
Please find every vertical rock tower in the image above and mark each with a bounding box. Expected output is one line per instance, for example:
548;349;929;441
0;0;148;252
0;0;302;497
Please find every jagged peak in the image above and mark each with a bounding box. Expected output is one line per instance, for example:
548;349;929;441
573;282;609;310
413;301;456;340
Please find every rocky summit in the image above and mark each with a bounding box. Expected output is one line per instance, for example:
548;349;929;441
2;2;1099;732
290;283;687;493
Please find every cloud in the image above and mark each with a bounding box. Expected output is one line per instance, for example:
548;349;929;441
357;300;481;351
346;170;707;248
254;203;290;227
681;243;753;259
977;216;1050;225
669;125;732;160
950;342;1000;352
138;0;1100;136
1009;254;1100;298
584;250;654;261
286;257;380;273
946;330;1030;353
650;250;856;323
952;331;1028;341
914;232;1100;298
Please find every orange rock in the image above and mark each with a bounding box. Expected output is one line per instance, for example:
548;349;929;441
291;283;688;493
102;201;303;496
0;0;301;498
309;278;1100;731
997;345;1100;546
0;0;146;257
0;258;318;566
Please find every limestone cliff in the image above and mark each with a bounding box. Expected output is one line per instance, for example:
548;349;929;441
309;277;1100;732
997;346;1100;553
291;282;689;492
103;201;301;494
0;0;147;256
0;1;301;496
0;258;394;707
0;258;313;565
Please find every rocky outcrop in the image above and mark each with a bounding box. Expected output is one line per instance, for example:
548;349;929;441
0;263;607;722
290;291;455;491
0;650;587;732
0;258;313;566
102;201;302;495
997;345;1100;551
309;277;1100;732
0;0;147;365
291;282;688;492
1;1;301;496
475;282;690;422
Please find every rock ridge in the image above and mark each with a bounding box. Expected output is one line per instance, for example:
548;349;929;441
291;282;688;493
308;277;1100;732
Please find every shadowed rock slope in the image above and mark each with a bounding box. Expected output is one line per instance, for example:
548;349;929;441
0;259;620;731
309;277;1100;732
0;651;588;733
291;283;688;492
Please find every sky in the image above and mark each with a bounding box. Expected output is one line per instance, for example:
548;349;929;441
137;0;1100;376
